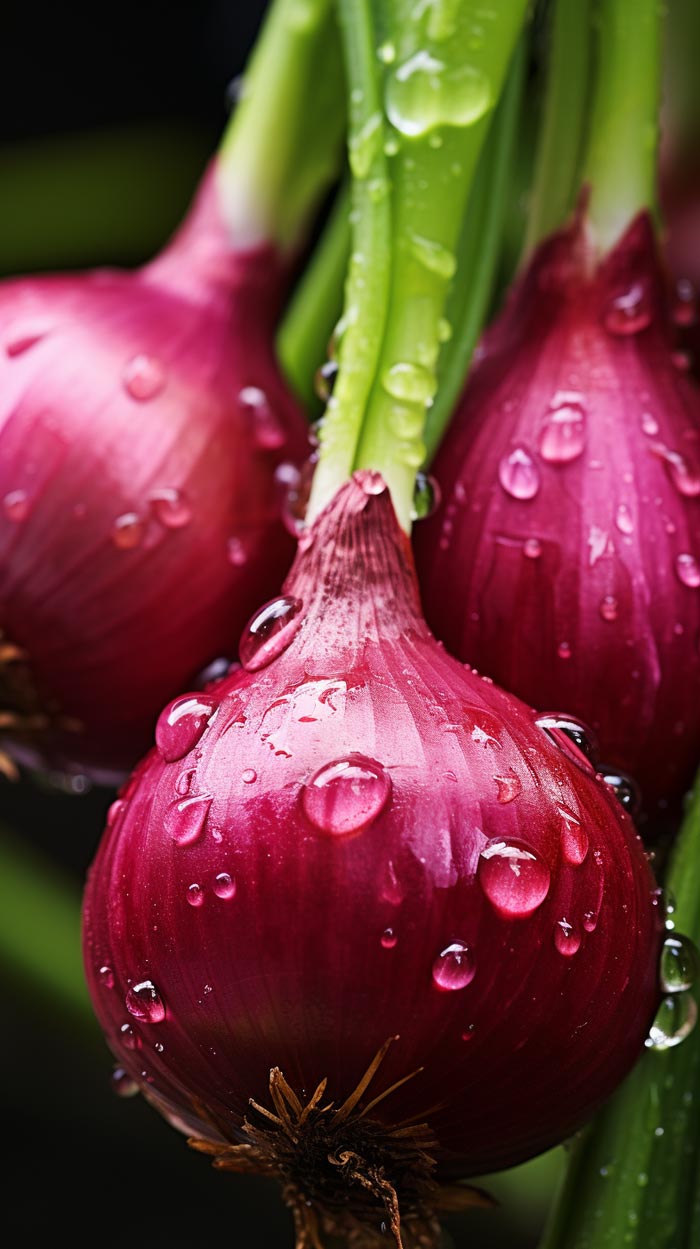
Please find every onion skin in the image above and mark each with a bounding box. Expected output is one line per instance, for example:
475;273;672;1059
414;213;700;824
83;473;662;1186
0;163;308;781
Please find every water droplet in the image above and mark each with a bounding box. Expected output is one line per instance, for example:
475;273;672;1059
587;525;611;567
175;768;196;796
380;860;404;905
239;386;286;450
599;595;619;622
554;917;581;956
377;40;396;64
673;278;697;325
645;992;698;1050
149;488;192;528
227;534;252;567
242;768;257;784
98;964;115;989
314;359;338;402
411;472;441;520
498;447;540;500
3;489;30;522
111;1066;139;1098
382;361;435;406
213;872;236;900
604;283;652;335
164;794;213;846
432;941;475;990
239;596;304;671
407;232;457;279
303;754;391;836
523;537;542;559
386;51;491;137
557;641;572;660
615;504;634;535
598;768;641;814
187;883;204;908
106;799;125;828
112;513;144;550
650;443;700;497
660;934;699;993
638;413;660;444
381;928;398;949
349;111;383;178
5;321;51;356
119;1023;141;1050
493;773;522;804
558;805;589;864
538;395;586;463
672;350;691;372
676;553;700;588
478;841;551;917
156;693;217;762
123;354;166;400
536;713;598;770
125;980;166;1024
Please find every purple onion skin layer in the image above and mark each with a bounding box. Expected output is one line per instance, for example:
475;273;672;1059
0;162;308;781
414;213;700;824
83;473;662;1180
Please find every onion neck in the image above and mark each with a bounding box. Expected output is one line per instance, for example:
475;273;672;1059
583;0;662;255
307;0;530;533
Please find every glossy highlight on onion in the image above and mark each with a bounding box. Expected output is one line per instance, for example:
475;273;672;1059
83;472;662;1245
414;212;700;824
0;164;309;781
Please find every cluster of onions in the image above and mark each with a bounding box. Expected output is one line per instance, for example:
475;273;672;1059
75;1;700;1246
0;0;343;784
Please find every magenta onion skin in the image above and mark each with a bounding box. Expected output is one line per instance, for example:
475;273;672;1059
0;162;308;781
83;473;662;1180
414;213;700;821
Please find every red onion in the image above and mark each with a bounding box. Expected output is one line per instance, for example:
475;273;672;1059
83;472;662;1244
0;164;309;782
414;212;700;824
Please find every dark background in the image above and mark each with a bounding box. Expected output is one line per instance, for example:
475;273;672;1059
0;4;559;1245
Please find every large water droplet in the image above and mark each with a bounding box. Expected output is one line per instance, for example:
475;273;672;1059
239;386;286;450
645;992;698;1050
111;513;144;550
478;841;551;917
432;941;475;990
407;232;457;279
123;354;166;400
213;872;237;900
386;52;491;137
554;917;581;956
240;596;304;671
164;794;213;846
598;767;641;814
538;395;586;463
411;471;441;520
125;980;166;1024
604;284;652;335
3;489;31;522
615;503;634;535
187;883;204;908
498;447;540;500
156;694;218;762
650;443;700;498
523;537;542;559
303;755;390;836
382;361;435;406
381;927;398;950
599;595;619;622
111;1066;139;1098
535;713;598;771
660;934;699;993
558;805;589;864
676;553;700;588
149;488;192;528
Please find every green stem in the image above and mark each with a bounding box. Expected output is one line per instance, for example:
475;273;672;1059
423;35;526;464
309;0;530;531
276;180;352;411
522;0;592;258
538;776;700;1249
216;0;345;251
0;825;93;1028
583;0;662;253
306;0;394;523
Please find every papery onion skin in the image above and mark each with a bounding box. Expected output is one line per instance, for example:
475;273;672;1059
82;473;662;1182
0;163;309;781
414;213;700;824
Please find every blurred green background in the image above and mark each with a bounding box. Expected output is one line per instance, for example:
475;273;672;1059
0;3;562;1245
